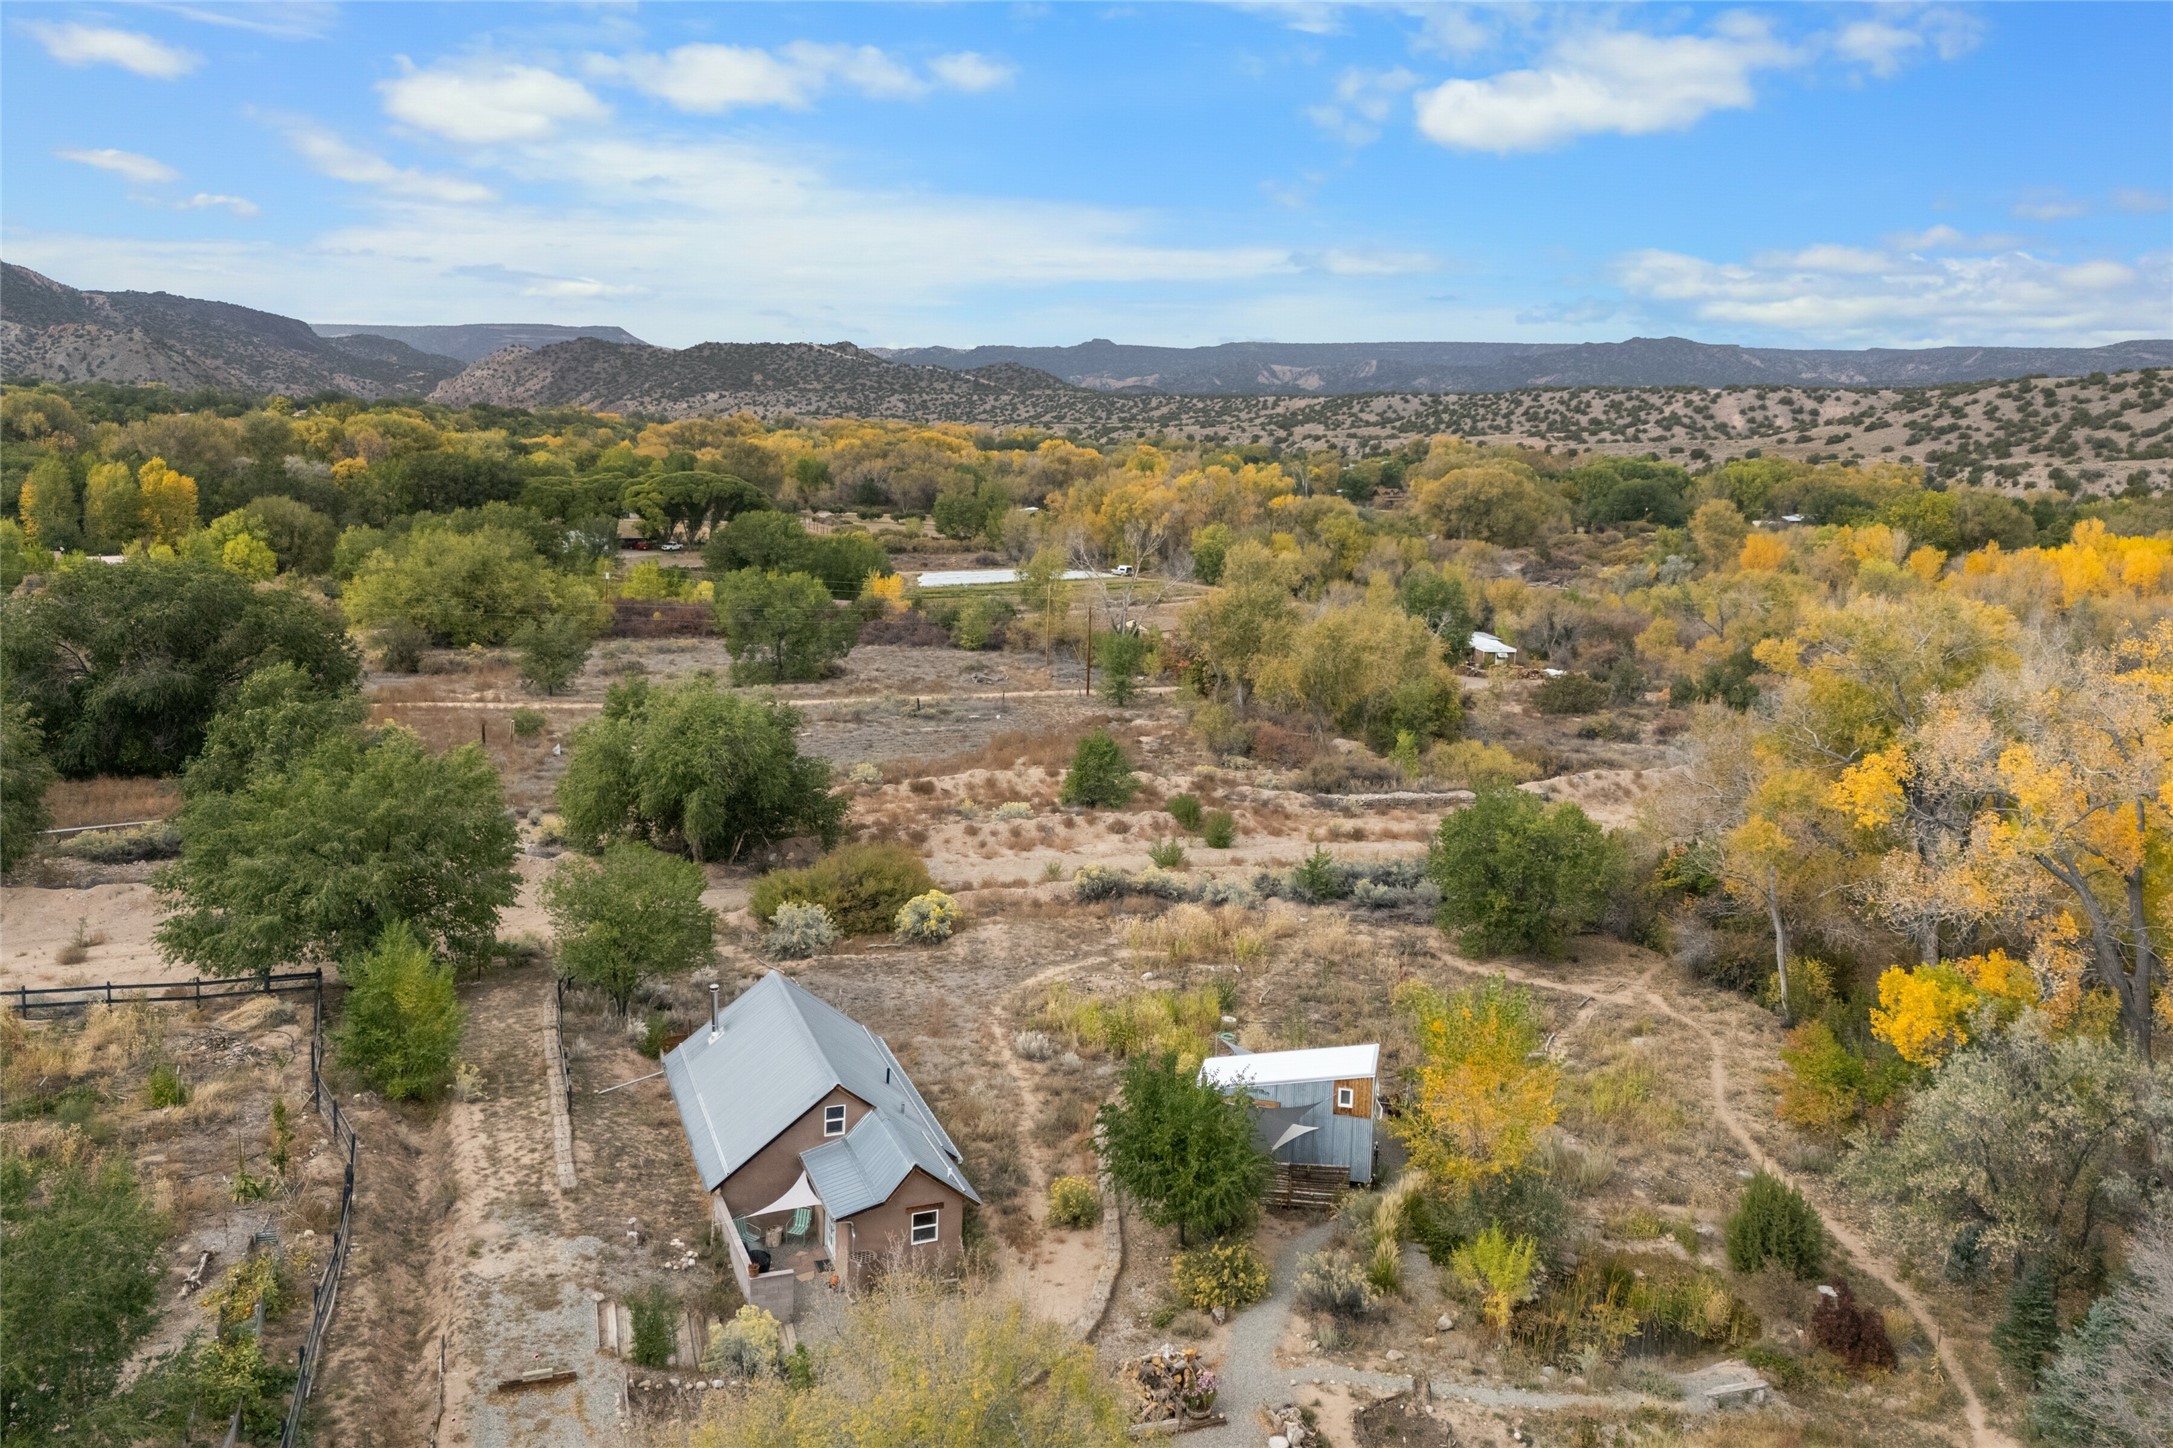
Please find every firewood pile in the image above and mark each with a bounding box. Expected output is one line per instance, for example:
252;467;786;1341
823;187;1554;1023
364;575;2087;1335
1122;1344;1219;1422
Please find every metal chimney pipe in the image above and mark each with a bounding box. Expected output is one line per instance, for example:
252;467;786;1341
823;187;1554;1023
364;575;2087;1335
708;983;721;1039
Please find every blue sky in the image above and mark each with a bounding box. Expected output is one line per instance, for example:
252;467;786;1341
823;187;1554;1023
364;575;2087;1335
4;2;2169;350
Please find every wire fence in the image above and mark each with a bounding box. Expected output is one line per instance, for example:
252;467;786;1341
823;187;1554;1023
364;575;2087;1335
551;975;575;1116
6;970;358;1448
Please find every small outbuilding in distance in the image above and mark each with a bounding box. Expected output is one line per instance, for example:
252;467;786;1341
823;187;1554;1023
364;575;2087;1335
1468;630;1518;668
1198;1042;1380;1187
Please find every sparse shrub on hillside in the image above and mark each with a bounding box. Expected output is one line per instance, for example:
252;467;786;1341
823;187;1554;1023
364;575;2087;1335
1201;810;1237;849
1810;1280;1895;1371
1725;1170;1824;1279
1172;1240;1269;1311
1048;1175;1102;1229
1059;729;1138;809
765;902;839;960
893;889;960;944
1166;793;1203;832
1148;838;1187;869
993;800;1033;821
751;842;934;935
511;707;546;739
1295;1251;1378;1319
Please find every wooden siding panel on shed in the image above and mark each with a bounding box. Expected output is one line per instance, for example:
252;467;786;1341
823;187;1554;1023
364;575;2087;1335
1332;1077;1373;1117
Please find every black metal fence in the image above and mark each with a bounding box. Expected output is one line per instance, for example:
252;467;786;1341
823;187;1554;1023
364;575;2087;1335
6;970;358;1447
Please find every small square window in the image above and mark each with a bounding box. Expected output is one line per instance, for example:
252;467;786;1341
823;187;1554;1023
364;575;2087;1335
1336;1086;1355;1110
910;1209;939;1245
823;1104;847;1137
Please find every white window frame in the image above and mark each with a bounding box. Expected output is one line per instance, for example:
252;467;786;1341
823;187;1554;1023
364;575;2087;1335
909;1208;939;1246
1336;1086;1355;1110
823;1104;847;1137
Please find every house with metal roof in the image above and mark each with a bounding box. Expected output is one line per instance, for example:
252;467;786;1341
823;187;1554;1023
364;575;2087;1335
1199;1042;1381;1186
664;971;979;1318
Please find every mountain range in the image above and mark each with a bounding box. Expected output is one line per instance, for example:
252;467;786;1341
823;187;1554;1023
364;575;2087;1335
3;264;2167;418
873;336;2173;394
0;263;462;399
311;321;648;364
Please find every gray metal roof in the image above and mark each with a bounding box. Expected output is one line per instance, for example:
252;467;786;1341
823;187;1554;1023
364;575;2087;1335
664;971;974;1203
803;1109;980;1218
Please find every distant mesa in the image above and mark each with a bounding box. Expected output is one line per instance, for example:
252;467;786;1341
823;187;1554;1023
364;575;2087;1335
310;322;650;366
872;335;2173;395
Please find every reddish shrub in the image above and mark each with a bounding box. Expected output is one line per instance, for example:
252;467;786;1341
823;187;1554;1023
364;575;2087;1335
1810;1281;1895;1372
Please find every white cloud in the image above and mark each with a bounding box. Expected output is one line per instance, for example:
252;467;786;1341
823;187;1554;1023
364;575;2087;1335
928;51;1017;93
274;118;496;203
2013;193;2087;222
1304;248;1438;277
1831;20;1924;78
1307;66;1418;145
592;41;1009;113
380;61;609;144
1614;242;2170;346
2112;188;2171;216
57;147;180;184
175;192;260;217
1414;17;1798;153
21;21;200;79
142;2;337;40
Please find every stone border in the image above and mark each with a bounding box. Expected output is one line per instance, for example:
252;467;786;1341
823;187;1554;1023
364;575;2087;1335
1070;1156;1125;1341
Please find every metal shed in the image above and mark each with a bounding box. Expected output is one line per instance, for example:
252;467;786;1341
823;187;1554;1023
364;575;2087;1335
1199;1043;1380;1186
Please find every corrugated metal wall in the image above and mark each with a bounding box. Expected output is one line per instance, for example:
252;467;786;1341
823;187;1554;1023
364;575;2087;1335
1247;1080;1375;1185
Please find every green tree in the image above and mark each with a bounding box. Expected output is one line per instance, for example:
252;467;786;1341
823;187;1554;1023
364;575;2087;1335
1991;1256;2061;1384
1399;561;1477;643
1096;629;1150;705
240;495;338;575
0;520;33;590
543;842;717;1013
555;678;843;861
1412;463;1567;546
0;556;359;777
0;1146;167;1440
341;524;603;646
713;569;855;684
513;611;595;695
0;700;55;873
1060;729;1138;808
1097;1052;1271;1245
1427;787;1622;957
704;509;814;574
336;921;465;1100
1724;1170;1825;1278
182;662;369;797
157;726;518;973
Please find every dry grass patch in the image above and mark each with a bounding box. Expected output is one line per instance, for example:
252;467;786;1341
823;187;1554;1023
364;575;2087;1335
42;776;180;829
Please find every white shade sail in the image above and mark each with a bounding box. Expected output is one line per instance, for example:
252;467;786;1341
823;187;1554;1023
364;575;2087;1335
749;1171;824;1218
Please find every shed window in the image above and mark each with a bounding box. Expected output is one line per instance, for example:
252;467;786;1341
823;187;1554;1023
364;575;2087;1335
910;1209;939;1245
1337;1086;1355;1111
823;1104;847;1137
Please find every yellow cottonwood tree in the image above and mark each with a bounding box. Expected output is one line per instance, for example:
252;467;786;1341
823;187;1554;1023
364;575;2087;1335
135;457;198;546
1391;977;1559;1187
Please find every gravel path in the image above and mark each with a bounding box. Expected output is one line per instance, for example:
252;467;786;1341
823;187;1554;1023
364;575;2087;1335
1189;1220;1337;1446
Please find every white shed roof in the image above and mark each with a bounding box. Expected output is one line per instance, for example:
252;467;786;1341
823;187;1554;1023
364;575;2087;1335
1200;1043;1379;1089
1470;631;1517;656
